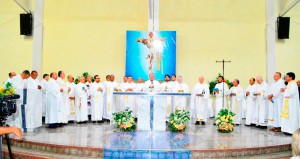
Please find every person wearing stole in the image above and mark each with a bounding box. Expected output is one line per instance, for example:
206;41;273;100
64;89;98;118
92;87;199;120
103;75;113;122
268;72;285;132
214;76;229;121
122;76;137;117
90;75;105;123
57;71;70;125
66;75;76;122
280;72;299;135
229;79;244;125
245;78;257;126
173;76;189;110
191;76;210;125
254;76;269;128
160;74;173;120
144;73;161;92
75;77;89;123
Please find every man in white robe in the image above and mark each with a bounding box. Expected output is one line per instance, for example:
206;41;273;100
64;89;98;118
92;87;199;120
229;79;244;125
122;76;137;117
40;74;49;117
160;74;173;118
102;75;113;122
75;77;89;123
171;74;178;87
268;72;285;132
57;71;70;124
144;73;161;92
26;70;42;131
120;76;128;91
214;76;229;120
45;72;64;128
4;72;16;86
136;78;145;92
110;74;119;91
173;76;189;110
9;70;30;129
66;75;76;121
254;76;269;128
90;75;105;122
280;72;299;135
191;76;210;125
85;76;93;113
245;78;257;126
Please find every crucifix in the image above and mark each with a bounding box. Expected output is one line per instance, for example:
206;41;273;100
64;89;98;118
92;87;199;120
216;59;231;108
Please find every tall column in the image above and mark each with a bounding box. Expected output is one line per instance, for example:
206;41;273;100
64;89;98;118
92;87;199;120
32;0;44;77
148;0;159;31
266;0;277;83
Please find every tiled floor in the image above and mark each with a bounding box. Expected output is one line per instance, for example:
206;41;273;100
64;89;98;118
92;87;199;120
15;118;291;151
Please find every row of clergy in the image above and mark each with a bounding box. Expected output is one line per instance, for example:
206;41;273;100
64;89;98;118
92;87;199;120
5;70;300;135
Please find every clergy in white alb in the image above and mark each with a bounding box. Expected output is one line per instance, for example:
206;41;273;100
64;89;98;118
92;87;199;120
90;75;106;121
122;76;137;117
102;75;114;121
75;77;89;122
26;71;43;131
191;76;210;125
280;72;299;135
85;76;93;115
229;79;244;125
57;71;70;124
172;76;189;110
267;72;285;132
4;72;16;86
9;70;30;129
45;72;64;128
110;74;119;91
144;73;161;92
66;75;76;121
254;76;269;127
245;78;257;126
160;74;173;118
214;76;229;118
40;74;49;117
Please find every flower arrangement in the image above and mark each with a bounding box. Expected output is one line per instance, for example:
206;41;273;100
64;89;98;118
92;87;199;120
0;82;15;97
209;73;233;94
215;109;235;133
113;108;136;131
168;109;190;132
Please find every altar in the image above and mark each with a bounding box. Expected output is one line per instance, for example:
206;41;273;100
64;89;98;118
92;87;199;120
113;92;191;131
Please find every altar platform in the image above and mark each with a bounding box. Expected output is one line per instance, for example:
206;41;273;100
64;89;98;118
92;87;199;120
2;119;292;159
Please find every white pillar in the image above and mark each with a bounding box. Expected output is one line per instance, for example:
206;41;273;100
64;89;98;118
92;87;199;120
148;0;159;31
32;0;44;77
266;0;277;83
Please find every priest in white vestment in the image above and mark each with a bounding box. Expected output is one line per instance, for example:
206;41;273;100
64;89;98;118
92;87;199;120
26;71;42;131
110;74;119;91
229;79;244;125
268;72;285;132
66;75;76;121
245;78;257;126
160;74;173;118
9;70;30;129
214;76;229;118
122;76;137;117
75;77;89;122
280;72;299;135
57;71;70;124
103;75;114;121
173;76;189;110
136;78;145;92
40;74;49;117
85;76;93;115
254;76;269;128
90;75;106;122
191;76;210;125
46;72;64;128
4;72;16;86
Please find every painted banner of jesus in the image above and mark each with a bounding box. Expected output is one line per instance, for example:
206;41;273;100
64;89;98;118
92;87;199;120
126;31;176;81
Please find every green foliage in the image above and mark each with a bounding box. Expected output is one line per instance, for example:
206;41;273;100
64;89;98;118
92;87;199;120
113;108;137;132
168;109;190;132
74;72;94;84
0;82;15;97
208;73;233;94
215;109;235;133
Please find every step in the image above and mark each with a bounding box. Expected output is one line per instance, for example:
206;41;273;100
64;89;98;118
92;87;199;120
1;144;99;159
